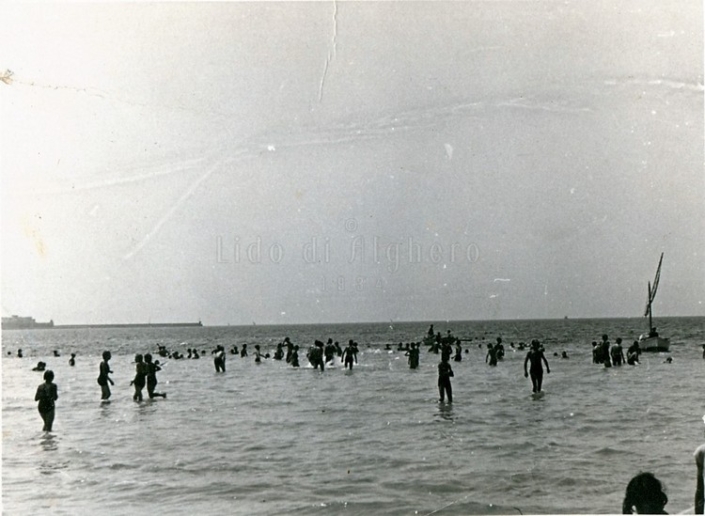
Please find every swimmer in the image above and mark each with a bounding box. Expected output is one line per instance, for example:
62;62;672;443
290;345;300;367
17;348;23;358
32;361;46;372
254;344;263;363
524;339;550;393
144;354;166;399
240;344;248;357
437;355;454;403
98;351;114;400
35;370;58;432
69;353;76;366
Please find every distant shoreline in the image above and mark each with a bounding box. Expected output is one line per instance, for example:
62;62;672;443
2;322;203;330
2;315;702;331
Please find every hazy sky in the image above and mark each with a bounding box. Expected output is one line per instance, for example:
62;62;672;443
1;1;703;325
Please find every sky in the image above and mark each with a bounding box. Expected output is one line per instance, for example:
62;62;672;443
1;1;703;325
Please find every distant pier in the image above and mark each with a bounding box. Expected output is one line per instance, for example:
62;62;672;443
2;315;203;330
54;322;204;329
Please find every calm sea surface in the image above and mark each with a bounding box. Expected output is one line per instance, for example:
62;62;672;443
3;317;704;515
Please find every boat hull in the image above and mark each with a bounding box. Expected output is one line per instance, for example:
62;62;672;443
638;335;670;352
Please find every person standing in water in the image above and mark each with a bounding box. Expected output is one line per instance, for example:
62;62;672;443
611;338;626;366
407;342;420;369
132;354;148;402
524;339;550;393
214;345;226;372
438;355;454;403
342;341;357;370
98;351;114;401
68;353;76;366
144;354;166;399
627;341;641;365
485;343;498;366
454;339;462;362
35;370;58;432
601;334;612;368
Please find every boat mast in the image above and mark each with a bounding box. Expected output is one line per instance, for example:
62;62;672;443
646;281;653;331
644;253;663;333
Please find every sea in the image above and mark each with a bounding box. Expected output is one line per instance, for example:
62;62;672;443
2;317;704;515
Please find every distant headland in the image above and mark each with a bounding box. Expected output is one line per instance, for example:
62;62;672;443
1;315;203;330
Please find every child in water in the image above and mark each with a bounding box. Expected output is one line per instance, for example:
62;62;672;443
35;370;58;431
98;351;114;400
437;355;454;403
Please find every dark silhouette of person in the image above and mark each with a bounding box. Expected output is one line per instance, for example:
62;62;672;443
35;370;58;431
214;345;226;372
145;354;166;399
524;339;550;393
131;354;148;402
622;472;668;514
437;355;454;403
98;351;114;400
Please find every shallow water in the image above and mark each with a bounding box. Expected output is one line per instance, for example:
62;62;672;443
3;317;704;514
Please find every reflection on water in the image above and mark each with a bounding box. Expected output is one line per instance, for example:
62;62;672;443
437;402;454;422
39;432;66;476
40;432;58;452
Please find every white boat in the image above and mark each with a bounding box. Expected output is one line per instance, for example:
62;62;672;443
638;253;670;352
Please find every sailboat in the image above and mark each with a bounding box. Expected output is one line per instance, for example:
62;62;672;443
638;253;670;352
